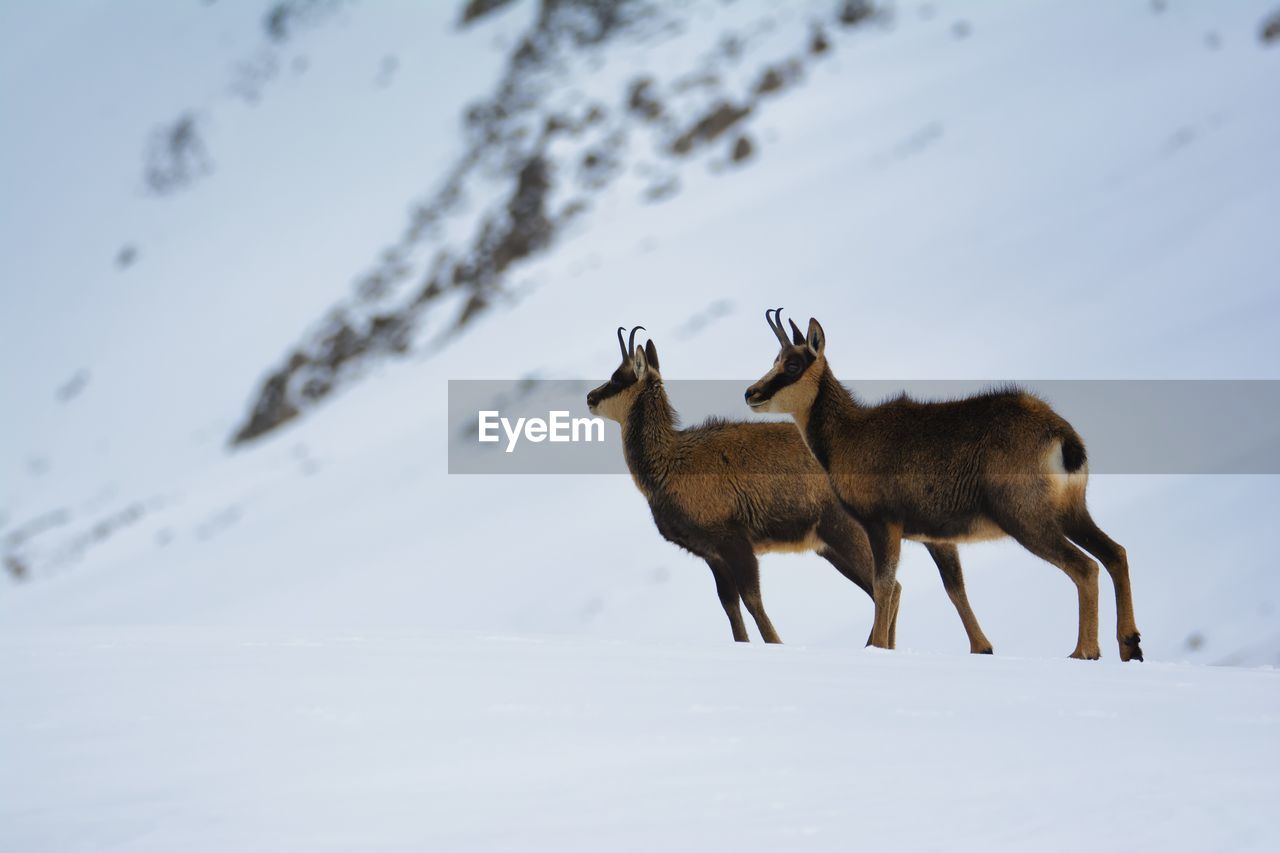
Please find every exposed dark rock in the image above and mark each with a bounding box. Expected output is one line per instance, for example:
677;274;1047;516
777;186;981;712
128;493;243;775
487;156;554;277
627;77;664;120
414;276;444;306
231;149;555;445
55;370;90;403
231;0;863;444
670;101;751;155
233;368;299;444
1263;11;1280;44
544;113;570;136
3;502;149;581
299;376;331;402
754;61;802;96
460;0;520;26
369;313;412;353
838;0;875;27
579;135;624;189
538;0;638;47
810;24;830;54
88;504;145;544
755;66;786;95
264;0;339;42
3;509;70;550
457;292;490;329
265;4;291;40
145;114;212;195
5;555;26;581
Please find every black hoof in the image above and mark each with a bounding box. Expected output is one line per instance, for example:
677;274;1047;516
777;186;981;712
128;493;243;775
1122;633;1144;662
975;647;994;655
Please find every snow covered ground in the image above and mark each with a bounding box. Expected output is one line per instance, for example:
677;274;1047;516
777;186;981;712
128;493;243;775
3;629;1277;852
2;0;1279;848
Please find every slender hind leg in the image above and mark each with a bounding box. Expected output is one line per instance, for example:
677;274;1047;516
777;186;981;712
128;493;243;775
924;543;994;654
720;541;782;644
1066;510;1142;661
706;558;749;643
995;515;1101;659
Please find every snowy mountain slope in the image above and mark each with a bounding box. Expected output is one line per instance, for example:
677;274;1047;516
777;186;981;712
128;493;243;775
2;0;1279;671
2;629;1277;852
2;3;1280;849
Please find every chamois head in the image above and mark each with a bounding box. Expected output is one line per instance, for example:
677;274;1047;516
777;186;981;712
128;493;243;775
587;325;661;423
744;308;825;414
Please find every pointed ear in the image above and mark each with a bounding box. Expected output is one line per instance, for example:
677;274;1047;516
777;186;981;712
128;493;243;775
788;318;805;346
644;339;660;372
806;317;825;357
633;342;648;379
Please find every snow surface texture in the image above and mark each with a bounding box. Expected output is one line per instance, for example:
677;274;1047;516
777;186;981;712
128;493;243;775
2;0;1279;849
3;629;1279;853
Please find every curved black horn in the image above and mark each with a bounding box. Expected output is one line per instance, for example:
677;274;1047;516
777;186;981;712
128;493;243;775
788;318;805;346
628;325;647;357
769;306;789;347
617;326;628;361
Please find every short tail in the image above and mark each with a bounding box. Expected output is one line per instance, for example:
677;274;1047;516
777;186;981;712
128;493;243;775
1060;432;1087;474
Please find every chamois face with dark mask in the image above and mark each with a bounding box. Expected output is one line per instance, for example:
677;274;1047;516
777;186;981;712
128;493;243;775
744;308;825;417
587;326;658;425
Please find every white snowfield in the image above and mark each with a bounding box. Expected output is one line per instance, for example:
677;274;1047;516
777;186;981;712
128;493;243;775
3;0;1280;849
2;629;1277;853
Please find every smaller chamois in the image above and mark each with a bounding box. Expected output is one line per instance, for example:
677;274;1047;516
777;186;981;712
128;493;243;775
588;327;896;645
745;309;1141;661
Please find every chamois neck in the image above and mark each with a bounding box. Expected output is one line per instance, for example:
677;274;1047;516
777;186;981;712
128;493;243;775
797;364;862;470
621;379;678;495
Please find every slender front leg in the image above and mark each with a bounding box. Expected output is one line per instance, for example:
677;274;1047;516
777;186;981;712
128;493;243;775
887;581;902;650
924;543;994;654
721;541;782;644
863;521;901;650
706;558;749;642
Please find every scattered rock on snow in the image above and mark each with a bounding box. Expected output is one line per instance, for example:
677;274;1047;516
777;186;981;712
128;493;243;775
670;101;751;155
1262;11;1280;45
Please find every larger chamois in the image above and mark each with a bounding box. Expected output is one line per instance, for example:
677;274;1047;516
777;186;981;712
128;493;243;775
587;326;896;645
745;309;1142;661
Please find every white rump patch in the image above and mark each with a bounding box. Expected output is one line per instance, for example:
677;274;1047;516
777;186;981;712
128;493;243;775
1044;440;1088;497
